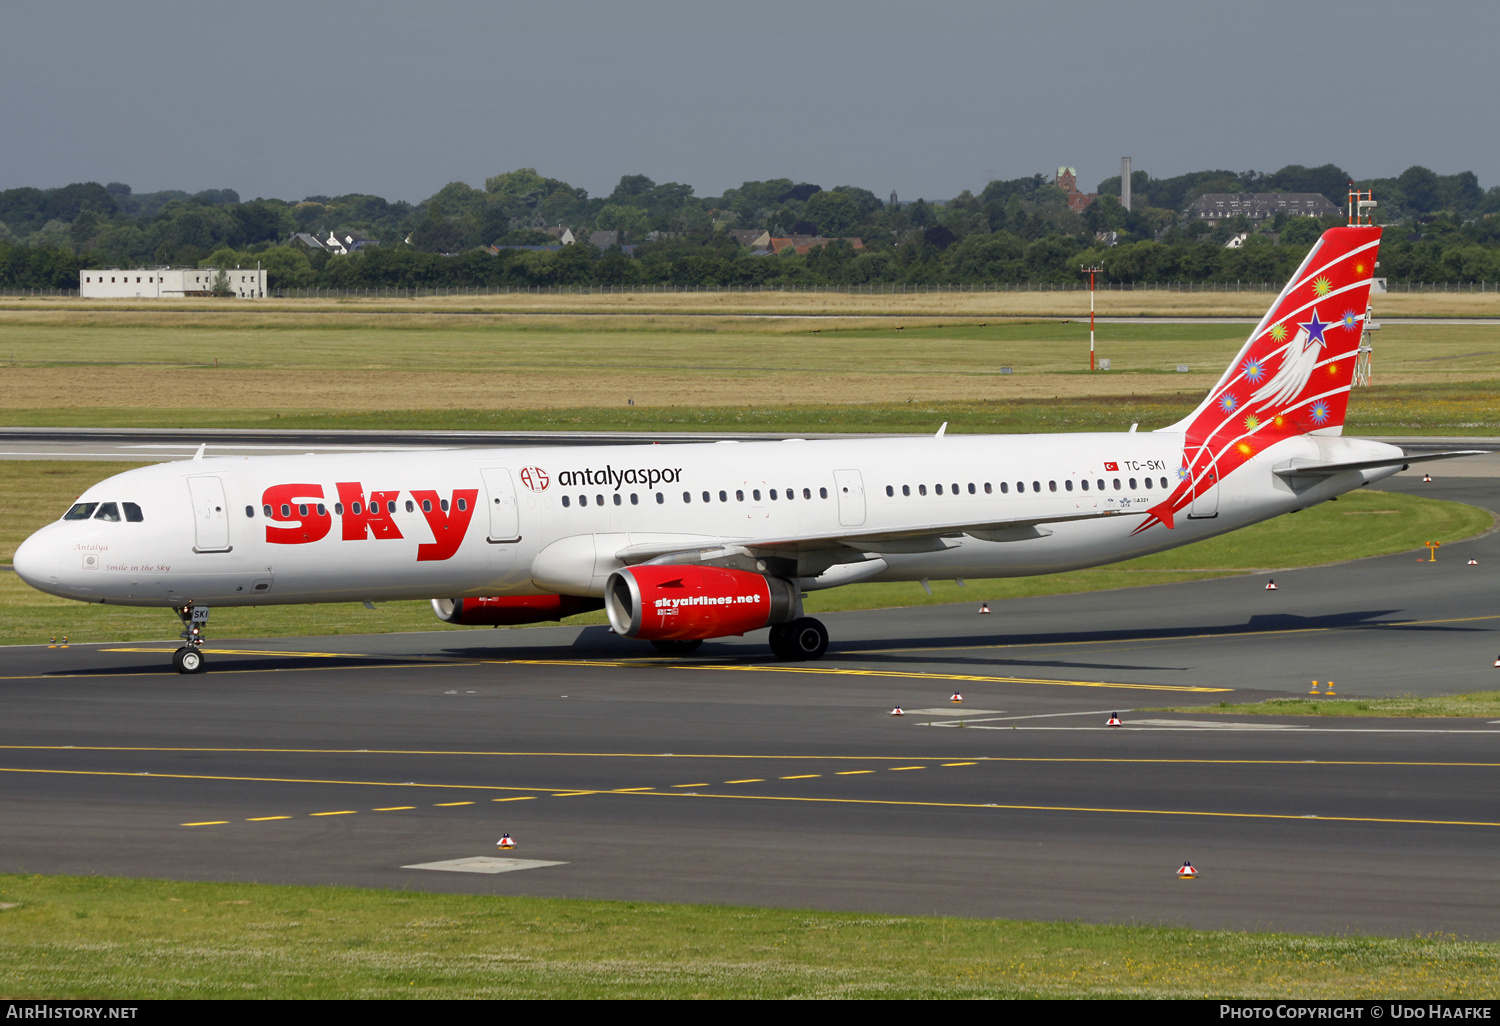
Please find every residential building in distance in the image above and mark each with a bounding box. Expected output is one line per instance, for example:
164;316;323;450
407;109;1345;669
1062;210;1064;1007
588;230;620;248
542;226;577;245
323;230;376;255
1185;193;1338;225
728;229;771;248
767;236;865;256
80;267;267;298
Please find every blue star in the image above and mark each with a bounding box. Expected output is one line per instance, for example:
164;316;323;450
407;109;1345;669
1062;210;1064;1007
1299;310;1329;347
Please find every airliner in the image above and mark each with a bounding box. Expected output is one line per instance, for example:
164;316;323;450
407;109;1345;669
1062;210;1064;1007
12;220;1475;673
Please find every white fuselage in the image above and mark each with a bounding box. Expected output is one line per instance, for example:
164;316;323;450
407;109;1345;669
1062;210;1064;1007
12;431;1403;609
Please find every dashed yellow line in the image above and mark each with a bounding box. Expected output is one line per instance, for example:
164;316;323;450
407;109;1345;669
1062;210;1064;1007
780;774;820;779
309;810;356;817
943;762;977;767
246;815;290;821
373;806;414;811
491;796;536;803
434;801;473;807
724;778;764;783
673;783;709;788
836;770;875;775
889;766;926;771
182;820;227;826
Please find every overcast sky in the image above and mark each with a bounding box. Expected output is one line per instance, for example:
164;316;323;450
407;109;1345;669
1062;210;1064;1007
3;0;1494;203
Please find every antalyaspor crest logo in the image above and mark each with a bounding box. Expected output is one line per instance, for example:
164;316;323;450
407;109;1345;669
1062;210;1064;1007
518;467;550;491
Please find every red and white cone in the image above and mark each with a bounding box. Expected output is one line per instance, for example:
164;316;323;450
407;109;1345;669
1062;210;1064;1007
1177;861;1198;879
1493;655;1500;668
950;692;964;704
890;706;905;716
1468;559;1478;565
1106;712;1122;726
1265;579;1278;591
1423;473;1433;483
497;833;516;850
978;602;991;614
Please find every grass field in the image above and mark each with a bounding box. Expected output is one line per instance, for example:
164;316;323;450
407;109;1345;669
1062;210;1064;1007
1;312;1498;424
1;874;1495;998
1156;691;1500;718
1;460;1488;647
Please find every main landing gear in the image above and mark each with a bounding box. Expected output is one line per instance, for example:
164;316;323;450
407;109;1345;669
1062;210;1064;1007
768;617;829;661
173;603;209;674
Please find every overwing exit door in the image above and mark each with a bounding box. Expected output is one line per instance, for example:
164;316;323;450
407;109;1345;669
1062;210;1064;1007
833;469;866;527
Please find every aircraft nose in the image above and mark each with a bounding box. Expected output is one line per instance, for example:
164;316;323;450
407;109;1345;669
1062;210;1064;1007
12;529;59;590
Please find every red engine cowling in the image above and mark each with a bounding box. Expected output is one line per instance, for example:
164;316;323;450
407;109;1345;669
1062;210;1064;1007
432;595;603;626
604;565;798;641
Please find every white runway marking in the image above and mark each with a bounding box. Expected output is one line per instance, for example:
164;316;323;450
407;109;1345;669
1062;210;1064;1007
402;857;567;875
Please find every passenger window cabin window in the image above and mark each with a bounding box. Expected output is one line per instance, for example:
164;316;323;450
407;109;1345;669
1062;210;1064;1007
562;495;571;507
298;504;309;517
63;502;98;520
631;493;639;504
702;491;711;502
719;490;728;502
94;502;121;522
281;504;291;517
919;484;927;496
969;483;976;494
886;485;894;497
1065;479;1074;491
387;500;397;513
819;487;828;499
655;492;664;504
593;495;602;507
1048;481;1057;492
952;483;959;494
1143;478;1153;490
613;494;622;506
406;500;415;512
752;489;761;501
902;485;910;496
1113;478;1121;490
444;499;453;512
352;501;363;514
1032;481;1041;492
771;489;779;500
316;503;326;516
262;504;273;517
335;503;344;515
422;499;432;512
1129;478;1138;490
1015;482;1024;493
683;491;691;503
1161;477;1169;488
245;505;255;518
804;488;813;499
999;482;1008;494
1098;479;1105;490
736;490;744;501
785;487;794;500
934;484;942;495
1081;479;1090;491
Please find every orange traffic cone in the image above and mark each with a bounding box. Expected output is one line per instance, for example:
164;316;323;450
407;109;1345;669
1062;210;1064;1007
890;706;905;716
497;833;516;850
950;692;963;704
1423;473;1432;483
1106;713;1122;726
978;602;991;614
1265;579;1278;590
1493;654;1499;668
1177;861;1198;880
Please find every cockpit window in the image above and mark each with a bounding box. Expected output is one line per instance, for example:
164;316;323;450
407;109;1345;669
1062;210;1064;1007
93;502;122;522
123;502;144;522
63;502;97;520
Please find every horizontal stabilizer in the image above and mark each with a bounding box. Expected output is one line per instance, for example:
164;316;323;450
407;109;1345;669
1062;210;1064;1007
1273;450;1486;481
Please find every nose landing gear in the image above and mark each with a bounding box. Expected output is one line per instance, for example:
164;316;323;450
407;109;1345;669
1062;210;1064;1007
173;603;209;674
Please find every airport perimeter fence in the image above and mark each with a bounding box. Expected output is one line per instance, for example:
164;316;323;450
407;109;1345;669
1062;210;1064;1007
2;281;1498;298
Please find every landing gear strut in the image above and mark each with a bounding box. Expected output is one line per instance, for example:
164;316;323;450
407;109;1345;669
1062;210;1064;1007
769;617;829;661
173;603;208;674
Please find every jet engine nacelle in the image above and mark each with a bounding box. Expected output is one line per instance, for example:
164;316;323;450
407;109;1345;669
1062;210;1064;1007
432;594;603;626
604;564;798;641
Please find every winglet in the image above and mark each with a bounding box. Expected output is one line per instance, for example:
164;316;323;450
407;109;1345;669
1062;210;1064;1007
192;443;206;461
935;422;947;438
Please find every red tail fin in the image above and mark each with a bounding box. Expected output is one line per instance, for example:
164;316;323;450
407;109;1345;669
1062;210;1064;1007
1136;225;1382;536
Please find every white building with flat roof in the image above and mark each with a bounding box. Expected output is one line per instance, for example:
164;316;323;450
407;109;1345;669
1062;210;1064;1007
79;267;267;298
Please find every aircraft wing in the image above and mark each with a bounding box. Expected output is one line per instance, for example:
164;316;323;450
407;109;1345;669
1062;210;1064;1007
612;506;1138;567
1272;450;1486;482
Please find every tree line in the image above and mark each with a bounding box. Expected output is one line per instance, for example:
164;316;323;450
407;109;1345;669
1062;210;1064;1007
3;164;1500;290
